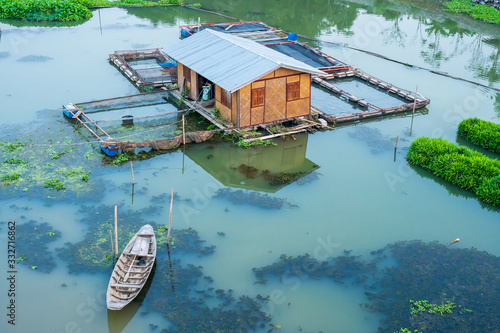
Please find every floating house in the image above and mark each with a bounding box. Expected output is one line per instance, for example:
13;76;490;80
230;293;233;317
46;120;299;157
163;29;324;128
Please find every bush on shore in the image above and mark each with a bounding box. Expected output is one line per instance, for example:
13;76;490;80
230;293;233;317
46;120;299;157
0;0;182;22
444;0;500;25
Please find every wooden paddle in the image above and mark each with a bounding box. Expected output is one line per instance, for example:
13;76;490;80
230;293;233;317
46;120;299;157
123;255;137;282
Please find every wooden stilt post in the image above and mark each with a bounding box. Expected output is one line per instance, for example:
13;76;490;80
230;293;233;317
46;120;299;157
394;134;399;162
182;115;186;146
410;86;418;136
114;205;118;258
412;86;418;114
167;189;174;244
130;161;135;185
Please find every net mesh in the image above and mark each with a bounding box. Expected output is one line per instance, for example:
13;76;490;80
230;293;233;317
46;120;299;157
101;130;216;151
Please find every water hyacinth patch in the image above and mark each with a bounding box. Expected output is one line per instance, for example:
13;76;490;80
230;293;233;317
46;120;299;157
0;0;183;22
444;0;500;25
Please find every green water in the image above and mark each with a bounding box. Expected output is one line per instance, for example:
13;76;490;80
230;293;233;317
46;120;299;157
1;1;500;333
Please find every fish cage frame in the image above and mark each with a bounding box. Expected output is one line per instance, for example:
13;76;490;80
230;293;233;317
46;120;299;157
109;48;177;88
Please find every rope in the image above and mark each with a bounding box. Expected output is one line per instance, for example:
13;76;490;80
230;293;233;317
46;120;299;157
295;33;500;93
183;5;240;21
186;6;500;93
2;120;185;148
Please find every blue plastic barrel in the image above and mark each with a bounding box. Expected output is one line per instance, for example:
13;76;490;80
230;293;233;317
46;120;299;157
288;33;298;41
101;139;118;157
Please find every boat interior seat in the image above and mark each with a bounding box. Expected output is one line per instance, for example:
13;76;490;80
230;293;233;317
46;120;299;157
130;235;151;256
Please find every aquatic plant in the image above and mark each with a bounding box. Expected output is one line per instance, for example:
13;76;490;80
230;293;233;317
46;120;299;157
16;220;61;273
3;157;29;165
57;204;215;274
0;140;28;153
44;178;65;191
84;150;94;159
409;300;457;316
235;139;277;149
207;124;218;130
444;0;500;25
262;169;309;185
363;240;498;333
0;0;184;22
1;172;21;183
111;153;130;165
15;254;26;262
238;164;259;178
407;137;500;206
214;188;295;209
253;253;373;285
139;84;154;93
458;118;500;154
145;259;271;332
267;125;286;134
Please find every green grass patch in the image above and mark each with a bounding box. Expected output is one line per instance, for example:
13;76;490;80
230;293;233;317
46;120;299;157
458;118;500;154
444;0;500;25
0;0;183;22
407;137;500;206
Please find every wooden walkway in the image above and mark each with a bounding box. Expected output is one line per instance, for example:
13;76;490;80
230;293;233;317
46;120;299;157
63;105;113;141
312;70;430;124
62;104;118;155
168;90;228;130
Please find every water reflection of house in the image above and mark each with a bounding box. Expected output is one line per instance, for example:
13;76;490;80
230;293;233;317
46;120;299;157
162;29;324;128
186;134;319;193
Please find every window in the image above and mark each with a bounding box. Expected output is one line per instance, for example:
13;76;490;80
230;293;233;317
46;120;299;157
221;88;232;108
183;65;191;83
287;82;300;101
251;88;265;107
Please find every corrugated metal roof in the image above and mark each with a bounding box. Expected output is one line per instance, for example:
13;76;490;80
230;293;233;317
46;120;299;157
162;29;324;93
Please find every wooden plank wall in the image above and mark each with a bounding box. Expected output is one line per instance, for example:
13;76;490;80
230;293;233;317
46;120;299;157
238;68;311;127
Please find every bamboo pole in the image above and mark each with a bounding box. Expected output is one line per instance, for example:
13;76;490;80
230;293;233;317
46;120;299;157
167;189;174;244
395;134;399;149
130;161;135;185
410;86;418;136
109;230;114;256
301;118;336;130
412;86;418;114
114;205;118;258
182;115;186;145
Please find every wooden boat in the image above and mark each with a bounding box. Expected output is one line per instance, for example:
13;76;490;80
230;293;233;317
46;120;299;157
106;224;156;310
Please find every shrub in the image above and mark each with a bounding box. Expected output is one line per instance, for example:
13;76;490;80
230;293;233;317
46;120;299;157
0;0;93;22
458;117;500;154
0;0;183;22
407;137;500;206
444;0;500;25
